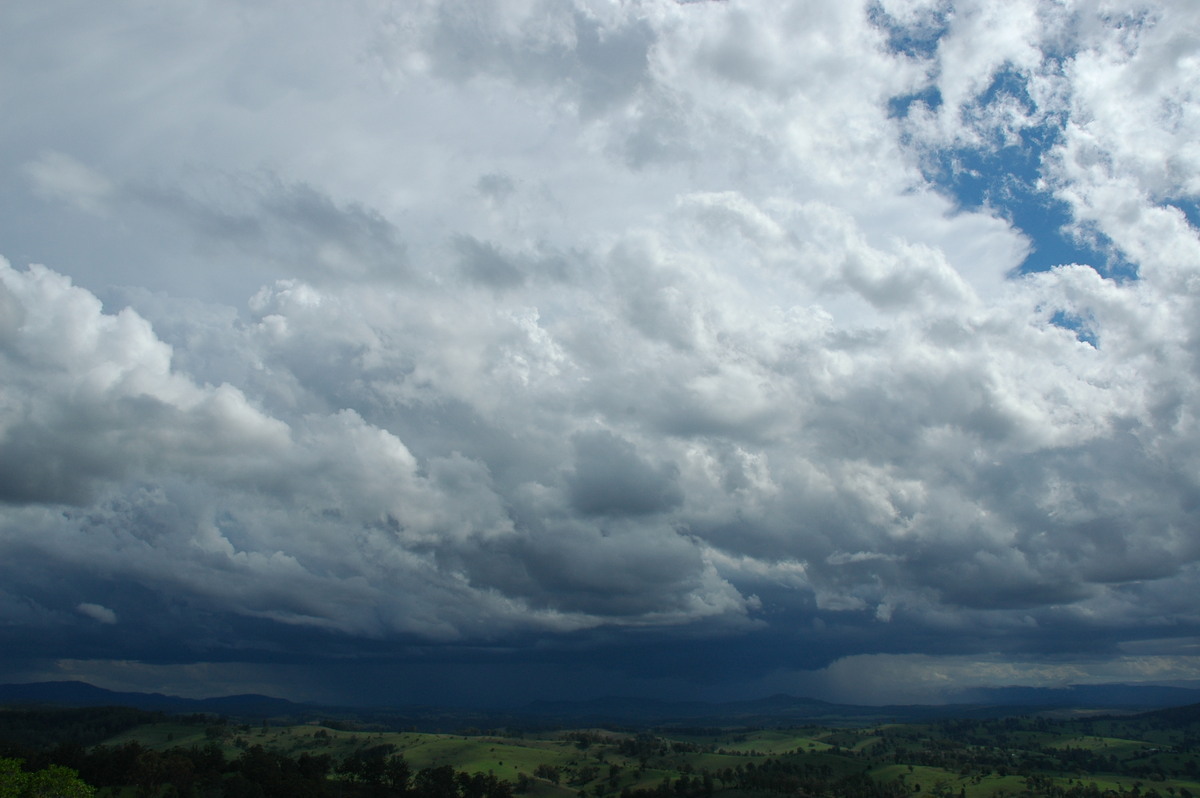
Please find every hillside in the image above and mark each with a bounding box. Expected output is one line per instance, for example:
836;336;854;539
6;697;1200;797
5;681;1199;731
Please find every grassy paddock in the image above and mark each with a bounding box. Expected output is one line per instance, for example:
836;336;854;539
92;713;1200;798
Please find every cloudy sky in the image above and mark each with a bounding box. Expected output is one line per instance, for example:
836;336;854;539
3;0;1200;708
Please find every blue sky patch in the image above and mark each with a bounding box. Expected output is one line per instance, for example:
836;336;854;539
868;2;951;60
888;86;943;119
1049;309;1098;347
892;66;1133;279
976;67;1038;116
1171;199;1200;231
928;140;1127;277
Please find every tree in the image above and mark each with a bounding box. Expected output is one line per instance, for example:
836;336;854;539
384;755;411;794
1;757;95;798
25;766;96;798
534;765;561;785
412;765;458;798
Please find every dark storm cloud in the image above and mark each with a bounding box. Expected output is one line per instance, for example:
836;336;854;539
567;431;684;517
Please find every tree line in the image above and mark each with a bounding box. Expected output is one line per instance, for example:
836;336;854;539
0;740;514;798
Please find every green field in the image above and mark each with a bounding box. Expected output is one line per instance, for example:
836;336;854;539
8;705;1200;798
96;720;1192;796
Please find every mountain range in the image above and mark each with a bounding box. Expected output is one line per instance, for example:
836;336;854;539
3;681;1199;730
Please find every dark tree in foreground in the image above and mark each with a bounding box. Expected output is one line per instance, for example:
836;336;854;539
1;756;96;798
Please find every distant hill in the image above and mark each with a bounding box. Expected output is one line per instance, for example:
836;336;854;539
1134;701;1200;725
521;693;851;725
0;681;303;718
956;683;1200;708
4;680;1200;730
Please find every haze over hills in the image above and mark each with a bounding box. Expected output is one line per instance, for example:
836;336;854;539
3;681;1200;730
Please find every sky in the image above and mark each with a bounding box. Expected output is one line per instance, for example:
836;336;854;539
2;0;1200;709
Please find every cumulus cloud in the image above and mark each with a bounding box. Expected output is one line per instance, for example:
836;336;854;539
2;0;1200;703
0;260;290;505
0;255;748;648
76;603;118;625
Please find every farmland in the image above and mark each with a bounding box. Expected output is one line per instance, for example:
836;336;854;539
5;702;1200;797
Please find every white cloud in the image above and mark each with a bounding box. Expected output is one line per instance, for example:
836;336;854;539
1045;0;1200;283
2;0;1200;698
0;256;752;640
781;652;1200;705
76;603;117;625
